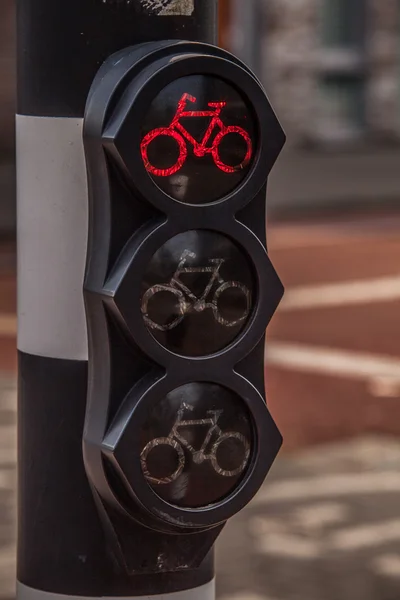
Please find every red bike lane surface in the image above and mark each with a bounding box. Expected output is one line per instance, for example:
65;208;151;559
271;301;400;357
266;212;400;449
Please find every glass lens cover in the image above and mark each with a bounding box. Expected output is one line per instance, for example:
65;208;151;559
140;383;253;508
141;230;255;357
140;75;257;203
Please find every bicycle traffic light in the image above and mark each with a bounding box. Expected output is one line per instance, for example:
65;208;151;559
83;41;285;575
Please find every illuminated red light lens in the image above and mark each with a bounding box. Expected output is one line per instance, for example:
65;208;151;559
140;93;253;178
212;126;252;174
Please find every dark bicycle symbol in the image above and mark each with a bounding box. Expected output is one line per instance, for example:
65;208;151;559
141;402;251;485
140;92;253;177
141;249;252;332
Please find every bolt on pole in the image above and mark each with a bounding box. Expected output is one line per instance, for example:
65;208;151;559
17;2;217;600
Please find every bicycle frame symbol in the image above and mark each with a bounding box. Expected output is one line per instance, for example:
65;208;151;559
141;402;251;485
141;249;251;332
140;93;253;177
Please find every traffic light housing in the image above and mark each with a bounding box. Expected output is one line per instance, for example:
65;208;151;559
83;41;285;575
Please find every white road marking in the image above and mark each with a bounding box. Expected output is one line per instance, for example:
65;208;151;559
331;520;400;551
372;554;400;578
251;519;400;559
269;231;346;250
254;532;321;560
292;502;349;531
0;546;16;569
0;545;16;597
368;376;400;398
267;342;400;383
294;436;400;471
249;503;349;538
0;469;15;490
249;516;287;536
280;275;400;311
0;426;16;450
269;219;400;250
0;388;16;411
254;472;400;505
0;447;16;466
0;314;16;337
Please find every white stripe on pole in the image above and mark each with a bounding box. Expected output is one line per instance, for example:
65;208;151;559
17;580;216;600
16;115;88;361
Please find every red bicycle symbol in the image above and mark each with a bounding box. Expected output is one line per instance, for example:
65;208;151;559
140;93;253;177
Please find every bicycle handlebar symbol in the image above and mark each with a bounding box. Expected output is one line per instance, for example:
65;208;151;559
141;249;252;332
141;402;251;485
141;93;253;177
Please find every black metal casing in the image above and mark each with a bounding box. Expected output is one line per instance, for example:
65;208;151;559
83;41;285;576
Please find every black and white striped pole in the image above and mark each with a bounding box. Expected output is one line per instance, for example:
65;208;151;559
17;2;285;600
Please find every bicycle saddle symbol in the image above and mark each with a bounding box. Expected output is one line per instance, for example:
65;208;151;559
141;249;252;332
140;402;251;485
140;93;253;177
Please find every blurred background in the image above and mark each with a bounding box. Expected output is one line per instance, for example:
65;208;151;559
1;1;400;599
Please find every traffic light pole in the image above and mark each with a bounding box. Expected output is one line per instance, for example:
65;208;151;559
16;2;217;600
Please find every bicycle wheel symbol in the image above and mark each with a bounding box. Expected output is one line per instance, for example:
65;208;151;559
212;281;251;328
141;432;250;485
141;438;185;485
210;432;251;478
141;251;252;333
141;128;188;178
140;403;251;486
212;126;252;174
142;284;187;332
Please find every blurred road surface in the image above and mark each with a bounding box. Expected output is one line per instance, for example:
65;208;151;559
0;211;400;599
1;381;400;600
267;211;400;448
217;437;400;600
0;380;16;600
